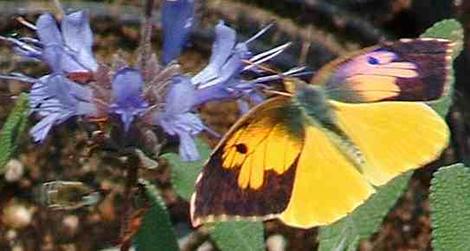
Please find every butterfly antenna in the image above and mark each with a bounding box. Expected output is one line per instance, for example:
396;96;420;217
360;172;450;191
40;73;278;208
243;60;313;81
264;89;293;97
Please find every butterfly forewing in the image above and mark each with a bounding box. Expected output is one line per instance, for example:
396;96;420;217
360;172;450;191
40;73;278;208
317;38;454;103
191;97;305;226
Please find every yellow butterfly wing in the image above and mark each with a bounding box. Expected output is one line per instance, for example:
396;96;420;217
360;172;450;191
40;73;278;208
331;100;449;186
192;95;377;228
278;100;449;228
279;125;375;228
191;96;305;225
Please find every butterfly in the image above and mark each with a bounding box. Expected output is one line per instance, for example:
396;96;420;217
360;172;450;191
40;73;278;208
190;38;456;229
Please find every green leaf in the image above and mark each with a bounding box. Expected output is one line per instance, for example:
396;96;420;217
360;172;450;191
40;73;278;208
0;93;29;172
420;19;463;117
210;221;265;251
134;180;179;251
163;138;211;201
318;173;412;251
420;19;463;58
430;164;470;251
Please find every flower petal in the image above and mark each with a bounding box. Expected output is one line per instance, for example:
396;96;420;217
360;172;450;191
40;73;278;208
164;75;196;114
112;68;145;106
110;68;148;131
36;13;63;46
191;21;236;86
161;0;195;64
154;112;204;161
61;11;93;52
176;130;199;161
193;83;236;106
42;45;63;73
30;74;96;117
30;113;60;142
29;74;97;142
61;11;98;71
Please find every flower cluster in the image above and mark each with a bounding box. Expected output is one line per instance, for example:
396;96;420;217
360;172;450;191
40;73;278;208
0;1;299;161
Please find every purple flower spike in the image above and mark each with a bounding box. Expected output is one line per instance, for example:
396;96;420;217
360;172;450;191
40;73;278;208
161;0;195;64
29;74;97;142
154;76;203;161
109;68;149;132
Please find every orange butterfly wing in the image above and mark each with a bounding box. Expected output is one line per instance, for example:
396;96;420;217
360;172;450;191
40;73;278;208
191;97;304;225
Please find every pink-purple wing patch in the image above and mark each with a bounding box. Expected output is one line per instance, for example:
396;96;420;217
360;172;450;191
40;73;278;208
324;39;454;103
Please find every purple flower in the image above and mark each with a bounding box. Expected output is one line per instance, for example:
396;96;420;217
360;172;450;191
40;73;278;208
29;74;97;142
109;68;149;132
190;21;292;108
153;76;203;161
191;22;240;91
1;11;98;74
161;0;195;64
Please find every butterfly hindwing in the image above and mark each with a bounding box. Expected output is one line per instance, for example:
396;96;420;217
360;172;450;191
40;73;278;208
278;125;375;228
191;97;305;226
331;100;449;186
315;38;454;103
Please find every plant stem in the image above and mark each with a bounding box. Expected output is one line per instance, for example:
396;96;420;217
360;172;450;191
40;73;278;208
119;153;140;251
181;226;210;251
138;0;155;73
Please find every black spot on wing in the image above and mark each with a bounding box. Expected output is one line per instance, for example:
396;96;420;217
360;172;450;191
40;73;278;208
235;143;248;154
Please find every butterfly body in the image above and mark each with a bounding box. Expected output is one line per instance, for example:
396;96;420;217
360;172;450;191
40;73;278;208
191;38;457;229
291;83;367;171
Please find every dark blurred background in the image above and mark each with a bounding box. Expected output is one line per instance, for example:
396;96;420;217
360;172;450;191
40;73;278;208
0;0;468;250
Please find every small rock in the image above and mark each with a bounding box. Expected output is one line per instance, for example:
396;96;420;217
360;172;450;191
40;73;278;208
1;202;32;229
267;234;287;251
62;215;80;236
4;159;24;182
